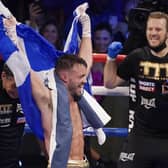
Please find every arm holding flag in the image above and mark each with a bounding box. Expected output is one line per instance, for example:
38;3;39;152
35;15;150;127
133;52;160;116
71;3;110;145
30;70;52;156
77;3;93;75
0;15;53;156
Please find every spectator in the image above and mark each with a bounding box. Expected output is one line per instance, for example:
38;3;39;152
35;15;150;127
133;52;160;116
91;22;113;102
108;14;128;43
40;20;63;50
26;1;46;31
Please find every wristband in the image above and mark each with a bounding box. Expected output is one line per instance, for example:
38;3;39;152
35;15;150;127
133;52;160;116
107;56;116;61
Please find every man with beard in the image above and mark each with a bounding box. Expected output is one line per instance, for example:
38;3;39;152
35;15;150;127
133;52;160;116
53;55;89;168
104;11;168;168
31;54;105;168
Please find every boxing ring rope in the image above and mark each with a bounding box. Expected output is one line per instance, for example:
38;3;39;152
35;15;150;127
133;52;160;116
25;53;128;137
92;86;129;96
24;125;128;137
84;128;128;137
92;53;126;63
92;53;129;96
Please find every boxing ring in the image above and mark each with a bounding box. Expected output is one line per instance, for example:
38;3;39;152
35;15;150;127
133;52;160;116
25;53;129;137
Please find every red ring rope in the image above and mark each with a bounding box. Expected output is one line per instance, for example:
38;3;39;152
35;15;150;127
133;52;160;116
92;53;126;63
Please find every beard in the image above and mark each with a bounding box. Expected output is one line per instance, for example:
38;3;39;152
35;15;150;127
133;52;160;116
148;38;167;53
73;89;84;102
73;94;82;101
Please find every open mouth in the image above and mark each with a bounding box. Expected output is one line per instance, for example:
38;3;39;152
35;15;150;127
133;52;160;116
149;39;159;45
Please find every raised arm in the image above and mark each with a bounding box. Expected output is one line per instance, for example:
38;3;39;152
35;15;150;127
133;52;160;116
30;70;52;155
3;14;52;155
78;10;92;75
104;42;125;89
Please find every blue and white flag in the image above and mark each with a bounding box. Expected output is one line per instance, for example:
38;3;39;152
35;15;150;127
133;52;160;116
0;19;64;139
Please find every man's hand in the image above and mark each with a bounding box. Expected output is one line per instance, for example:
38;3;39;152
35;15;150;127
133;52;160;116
77;3;91;38
29;3;44;22
3;16;17;45
75;2;88;16
3;16;17;28
108;41;123;60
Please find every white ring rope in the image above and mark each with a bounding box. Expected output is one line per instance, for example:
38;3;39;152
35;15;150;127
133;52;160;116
92;86;129;96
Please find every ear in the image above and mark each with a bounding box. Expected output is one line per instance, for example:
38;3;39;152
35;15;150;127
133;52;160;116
1;71;6;79
59;71;69;83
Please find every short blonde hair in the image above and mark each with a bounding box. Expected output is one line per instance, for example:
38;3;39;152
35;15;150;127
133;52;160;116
148;11;168;31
